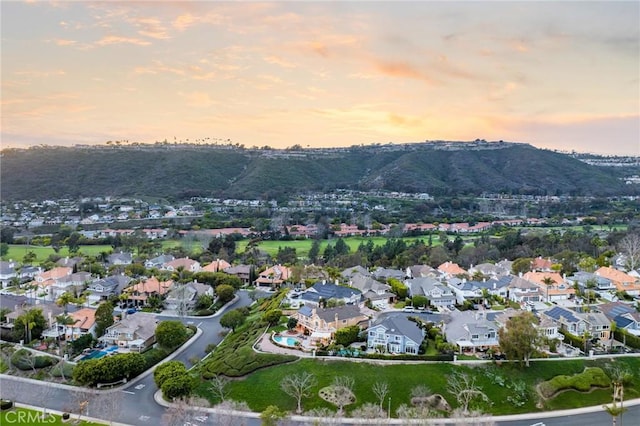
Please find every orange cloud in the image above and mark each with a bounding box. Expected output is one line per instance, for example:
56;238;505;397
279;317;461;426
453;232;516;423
96;35;151;46
374;60;434;84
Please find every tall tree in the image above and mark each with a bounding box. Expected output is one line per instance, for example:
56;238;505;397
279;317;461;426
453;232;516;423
618;233;640;271
94;302;114;337
498;311;541;367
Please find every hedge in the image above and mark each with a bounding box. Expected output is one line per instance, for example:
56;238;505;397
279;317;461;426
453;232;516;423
538;367;611;398
614;329;640;349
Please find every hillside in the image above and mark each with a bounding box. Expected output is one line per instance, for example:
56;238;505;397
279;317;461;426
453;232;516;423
1;141;636;201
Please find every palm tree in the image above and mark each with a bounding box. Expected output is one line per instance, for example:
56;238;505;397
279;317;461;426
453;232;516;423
56;292;75;313
541;276;555;303
55;314;76;380
603;398;627;426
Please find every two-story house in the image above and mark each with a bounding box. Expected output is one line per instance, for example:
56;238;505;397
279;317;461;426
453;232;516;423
295;305;369;345
299;281;363;307
107;251;133;266
508;275;543;304
144;254;175;270
446;310;499;354
86;274;132;304
254;264;292;289
367;314;424;354
0;260;18;287
123;276;174;307
347;273;394;309
405;277;456;308
164;281;214;312
595;267;640;296
162;257;201;273
523;271;575;303
100;313;157;352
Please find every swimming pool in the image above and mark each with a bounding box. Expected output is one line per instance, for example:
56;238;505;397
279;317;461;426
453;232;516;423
80;345;119;361
272;335;300;347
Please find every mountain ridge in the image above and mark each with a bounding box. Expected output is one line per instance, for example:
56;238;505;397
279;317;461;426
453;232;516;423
1;141;637;201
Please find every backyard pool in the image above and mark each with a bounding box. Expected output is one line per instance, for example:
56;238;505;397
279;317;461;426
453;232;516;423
272;335;300;347
80;345;119;361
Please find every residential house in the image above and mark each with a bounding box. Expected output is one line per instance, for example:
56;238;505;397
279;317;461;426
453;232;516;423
406;264;439;279
201;259;232;273
107;252;133;266
341;265;371;280
64;308;97;341
299;281;363;307
405;277;456;308
445;310;499;354
123;276;174;307
508;275;543;304
447;278;483;305
100;313;157;352
612;311;640;336
531;257;553;272
3;304;63;333
437;262;467;278
367;314;425;354
164;281;214;312
474;276;511;299
523;271;575;303
371;267;406;281
347;273;395;309
49;271;92;301
0;261;18;287
542;306;587;336
85;274;132;304
144;254;175;269
595;267;640;296
56;256;83;269
254;264;291;289
224;265;253;286
467;262;512;279
162;257;201;273
567;271;616;294
578;311;612;342
295;305;369;344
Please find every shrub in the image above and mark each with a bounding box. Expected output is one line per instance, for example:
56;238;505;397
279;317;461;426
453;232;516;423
161;374;194;400
539;367;610;398
11;349;35;370
34;355;55;369
0;400;13;410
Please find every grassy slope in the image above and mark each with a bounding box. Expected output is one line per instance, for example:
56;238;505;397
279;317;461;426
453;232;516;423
202;357;640;416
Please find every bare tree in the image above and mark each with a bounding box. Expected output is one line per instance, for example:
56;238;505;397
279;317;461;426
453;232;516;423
331;376;355;416
68;389;96;423
210;374;230;402
350;402;385;420
162;396;205;426
446;372;490;415
303;407;340;425
280;372;317;414
372;381;389;410
213;400;250;426
618;233;640;271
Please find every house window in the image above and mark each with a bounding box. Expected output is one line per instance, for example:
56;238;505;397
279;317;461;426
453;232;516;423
395;336;401;341
369;331;375;336
471;334;479;340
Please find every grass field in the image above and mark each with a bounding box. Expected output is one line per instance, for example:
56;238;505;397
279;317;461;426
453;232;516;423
196;356;640;416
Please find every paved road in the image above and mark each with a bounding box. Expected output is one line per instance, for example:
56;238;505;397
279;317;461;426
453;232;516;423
2;291;639;426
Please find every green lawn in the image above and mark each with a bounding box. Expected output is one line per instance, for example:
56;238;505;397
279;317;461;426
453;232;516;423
1;245;113;264
196;357;640;417
0;407;105;425
236;236;447;258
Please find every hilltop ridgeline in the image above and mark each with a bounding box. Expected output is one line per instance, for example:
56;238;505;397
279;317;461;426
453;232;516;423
1;141;636;201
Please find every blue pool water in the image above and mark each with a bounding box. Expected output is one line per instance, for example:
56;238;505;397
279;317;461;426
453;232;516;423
80;345;119;361
273;335;299;347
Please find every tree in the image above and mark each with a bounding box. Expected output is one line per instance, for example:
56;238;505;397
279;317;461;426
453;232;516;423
13;308;47;343
22;250;37;265
541;276;555;303
328;376;355;415
603;400;627;426
446;371;489;415
260;405;286;426
372;381;389;410
334;325;360;346
155;320;188;350
209;374;230;403
498;311;541;367
56;292;76;313
162;374;194;400
280;372;317;414
308;239;321;263
618;233;640;271
511;257;532;275
263;309;282;326
94;302;114;337
286;317;298;331
216;284;235;304
0;242;8;257
154;361;188;388
220;309;245;332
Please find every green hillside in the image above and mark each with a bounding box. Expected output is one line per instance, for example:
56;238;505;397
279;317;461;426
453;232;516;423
1;142;635;201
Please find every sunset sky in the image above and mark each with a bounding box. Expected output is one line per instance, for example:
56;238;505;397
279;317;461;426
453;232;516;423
2;1;639;155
